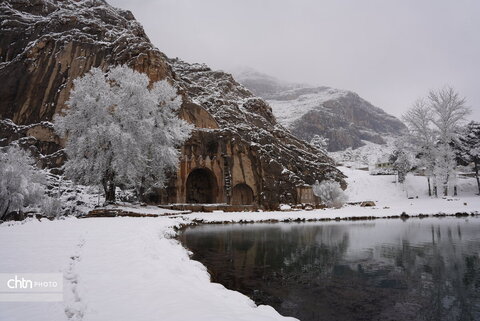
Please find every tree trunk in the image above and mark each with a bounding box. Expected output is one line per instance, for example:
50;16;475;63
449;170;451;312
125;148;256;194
102;172;116;204
427;177;432;196
105;181;116;203
1;200;11;220
475;162;480;196
443;173;449;196
138;176;146;201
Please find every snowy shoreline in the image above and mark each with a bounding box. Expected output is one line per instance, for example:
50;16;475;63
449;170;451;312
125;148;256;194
2;165;480;321
177;208;479;225
2;202;480;321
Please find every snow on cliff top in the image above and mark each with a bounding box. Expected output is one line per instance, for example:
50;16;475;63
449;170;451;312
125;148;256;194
268;87;348;126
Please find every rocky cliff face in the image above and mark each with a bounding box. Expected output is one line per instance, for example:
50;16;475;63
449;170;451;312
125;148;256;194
171;60;345;206
0;0;345;208
0;0;171;124
235;70;407;152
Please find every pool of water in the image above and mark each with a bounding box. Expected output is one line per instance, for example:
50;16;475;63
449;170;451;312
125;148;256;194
179;217;480;321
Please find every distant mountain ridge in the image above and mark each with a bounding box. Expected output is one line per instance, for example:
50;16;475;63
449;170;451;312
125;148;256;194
234;69;407;152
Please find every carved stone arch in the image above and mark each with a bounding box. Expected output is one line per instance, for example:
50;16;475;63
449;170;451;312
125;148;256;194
185;168;218;204
231;183;254;205
179;101;219;129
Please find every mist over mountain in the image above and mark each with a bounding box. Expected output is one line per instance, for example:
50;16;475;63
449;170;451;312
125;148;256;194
234;69;407;152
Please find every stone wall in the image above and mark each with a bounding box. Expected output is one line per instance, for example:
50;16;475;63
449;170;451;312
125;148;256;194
296;186;316;205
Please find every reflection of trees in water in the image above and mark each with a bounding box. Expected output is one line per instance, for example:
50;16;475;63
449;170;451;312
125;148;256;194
181;222;480;321
282;225;350;276
182;224;350;293
368;224;480;320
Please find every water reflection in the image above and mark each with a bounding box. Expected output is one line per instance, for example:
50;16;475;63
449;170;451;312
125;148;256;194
180;218;480;321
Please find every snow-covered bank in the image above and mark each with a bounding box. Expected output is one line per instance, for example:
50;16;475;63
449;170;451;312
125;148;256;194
181;167;479;223
1;167;479;321
0;217;295;321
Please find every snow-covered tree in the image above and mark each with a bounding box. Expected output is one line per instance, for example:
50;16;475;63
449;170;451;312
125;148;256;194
429;87;470;196
457;121;480;194
0;146;46;219
389;138;413;184
55;66;193;203
312;180;348;208
310;134;329;153
389;150;411;184
403;98;436;195
403;87;470;196
432;144;457;196
429;87;470;144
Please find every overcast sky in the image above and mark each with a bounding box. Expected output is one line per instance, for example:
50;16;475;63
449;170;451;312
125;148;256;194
109;0;480;121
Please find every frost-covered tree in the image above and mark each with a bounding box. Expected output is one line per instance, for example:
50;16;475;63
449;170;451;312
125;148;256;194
389;138;413;184
403;99;436;195
310;134;329;153
457;121;480;194
433;144;458;196
389;150;411;184
429;87;470;196
312;180;348;208
429;87;470;144
0;146;46;219
55;66;192;203
404;87;470;196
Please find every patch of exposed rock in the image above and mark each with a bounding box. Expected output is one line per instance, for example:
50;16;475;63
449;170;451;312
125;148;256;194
0;119;65;169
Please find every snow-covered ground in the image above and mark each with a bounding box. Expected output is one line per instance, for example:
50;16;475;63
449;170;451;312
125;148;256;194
185;167;479;223
0;217;294;321
341;166;479;211
1;167;479;321
330;138;397;167
101;203;189;215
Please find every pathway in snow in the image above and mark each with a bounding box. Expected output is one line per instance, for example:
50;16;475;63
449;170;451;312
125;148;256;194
64;238;85;321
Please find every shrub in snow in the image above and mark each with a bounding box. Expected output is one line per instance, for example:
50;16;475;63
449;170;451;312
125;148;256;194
313;180;348;208
279;204;292;211
0;146;46;219
55;66;193;203
41;197;63;219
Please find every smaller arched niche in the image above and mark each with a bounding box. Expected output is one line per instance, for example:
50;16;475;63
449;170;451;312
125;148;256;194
186;168;217;204
231;183;254;205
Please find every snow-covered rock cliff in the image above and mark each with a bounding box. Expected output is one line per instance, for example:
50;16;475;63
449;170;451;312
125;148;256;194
0;0;345;207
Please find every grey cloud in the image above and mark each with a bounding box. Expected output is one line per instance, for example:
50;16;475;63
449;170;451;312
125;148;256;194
109;0;480;121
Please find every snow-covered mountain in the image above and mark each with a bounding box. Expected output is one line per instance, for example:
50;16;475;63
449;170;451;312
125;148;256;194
234;69;407;152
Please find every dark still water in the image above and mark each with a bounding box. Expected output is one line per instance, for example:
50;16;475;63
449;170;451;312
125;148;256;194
179;218;480;321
